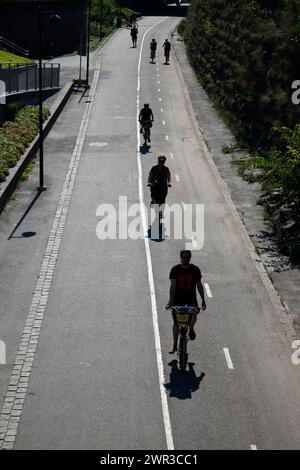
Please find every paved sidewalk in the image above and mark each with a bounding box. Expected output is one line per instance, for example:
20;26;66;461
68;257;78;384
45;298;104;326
43;51;97;109
172;31;300;336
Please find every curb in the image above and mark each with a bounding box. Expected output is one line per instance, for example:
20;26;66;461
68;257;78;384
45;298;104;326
171;32;297;346
0;80;74;214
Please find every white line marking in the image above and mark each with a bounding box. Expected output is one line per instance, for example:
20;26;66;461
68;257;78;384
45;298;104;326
223;348;234;370
162;120;166;125
175;174;179;182
0;51;102;451
137;17;174;451
204;283;212;298
250;445;258;450
160;108;164;113
159;97;162;101
192;239;197;248
165;135;169;140
158;80;160;84
182;202;186;210
158;88;161;92
157;73;160;77
170;152;174;159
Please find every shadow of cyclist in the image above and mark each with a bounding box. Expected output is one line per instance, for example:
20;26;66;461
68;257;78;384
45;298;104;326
147;204;168;242
140;143;151;154
164;360;205;400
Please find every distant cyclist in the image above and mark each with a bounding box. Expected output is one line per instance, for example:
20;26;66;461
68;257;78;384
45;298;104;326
150;38;157;62
139;102;154;141
162;38;171;64
147;155;171;206
166;250;206;354
130;24;138;47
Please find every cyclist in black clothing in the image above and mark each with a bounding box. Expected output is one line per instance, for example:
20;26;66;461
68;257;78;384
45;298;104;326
131;25;138;47
150;38;157;62
166;250;206;354
147;155;171;206
162;38;171;63
139;103;154;139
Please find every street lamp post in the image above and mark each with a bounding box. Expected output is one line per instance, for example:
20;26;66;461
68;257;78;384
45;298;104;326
86;0;91;88
99;0;103;41
36;2;61;192
37;2;45;192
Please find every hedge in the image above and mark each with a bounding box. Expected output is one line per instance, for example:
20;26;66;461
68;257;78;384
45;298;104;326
0;105;50;183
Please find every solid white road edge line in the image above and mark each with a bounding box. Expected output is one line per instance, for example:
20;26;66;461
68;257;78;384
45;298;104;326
137;16;174;451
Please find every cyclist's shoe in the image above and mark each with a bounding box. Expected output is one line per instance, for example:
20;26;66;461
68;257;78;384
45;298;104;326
148;138;151;142
189;329;196;341
169;345;178;354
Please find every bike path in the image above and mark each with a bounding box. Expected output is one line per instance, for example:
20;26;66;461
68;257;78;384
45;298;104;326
138;18;300;449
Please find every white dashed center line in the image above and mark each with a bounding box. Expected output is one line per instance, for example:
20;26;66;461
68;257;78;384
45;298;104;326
250;445;258;450
175;174;179;182
165;135;169;141
159;98;162;101
170;152;174;159
223;348;234;369
160;108;164;113
204;283;212;298
158;88;161;92
162;120;166;125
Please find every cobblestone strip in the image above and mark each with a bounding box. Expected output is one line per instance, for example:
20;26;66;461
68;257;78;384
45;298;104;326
0;59;101;450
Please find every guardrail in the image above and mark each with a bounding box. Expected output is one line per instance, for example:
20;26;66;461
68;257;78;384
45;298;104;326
0;36;29;57
0;63;60;95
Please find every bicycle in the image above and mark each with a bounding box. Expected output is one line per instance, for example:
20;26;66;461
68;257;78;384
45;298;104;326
172;306;200;371
140;119;153;145
164;49;170;64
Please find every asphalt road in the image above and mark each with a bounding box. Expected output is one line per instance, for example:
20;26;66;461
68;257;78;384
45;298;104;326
0;16;300;450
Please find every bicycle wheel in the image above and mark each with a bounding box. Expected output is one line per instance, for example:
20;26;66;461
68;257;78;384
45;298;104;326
179;330;188;371
143;129;147;145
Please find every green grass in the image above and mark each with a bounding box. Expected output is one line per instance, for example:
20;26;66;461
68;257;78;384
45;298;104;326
0;51;32;68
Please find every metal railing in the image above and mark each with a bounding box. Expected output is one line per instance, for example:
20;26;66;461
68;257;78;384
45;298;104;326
0;36;29;57
0;63;60;95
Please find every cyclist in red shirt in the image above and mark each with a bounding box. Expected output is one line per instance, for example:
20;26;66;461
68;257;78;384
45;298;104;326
166;250;206;354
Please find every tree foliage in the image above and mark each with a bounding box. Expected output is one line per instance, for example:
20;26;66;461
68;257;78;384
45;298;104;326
182;0;300;148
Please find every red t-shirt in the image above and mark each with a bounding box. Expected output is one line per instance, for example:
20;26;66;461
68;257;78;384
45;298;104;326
169;264;202;306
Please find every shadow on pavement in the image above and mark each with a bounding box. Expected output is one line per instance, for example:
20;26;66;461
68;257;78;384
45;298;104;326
8;191;42;239
164;360;205;400
140;143;151;154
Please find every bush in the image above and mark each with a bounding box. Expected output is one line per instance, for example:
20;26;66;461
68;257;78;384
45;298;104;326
182;0;300;148
0;105;50;183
